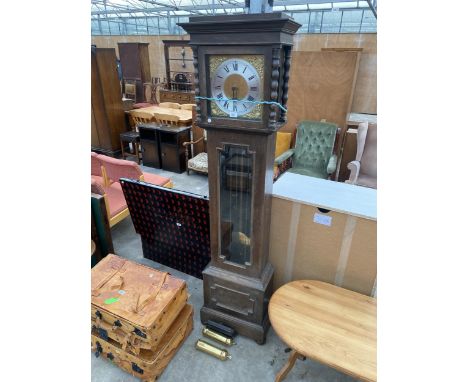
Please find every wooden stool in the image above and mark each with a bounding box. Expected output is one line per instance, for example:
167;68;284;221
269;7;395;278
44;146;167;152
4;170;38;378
120;131;141;164
269;280;376;382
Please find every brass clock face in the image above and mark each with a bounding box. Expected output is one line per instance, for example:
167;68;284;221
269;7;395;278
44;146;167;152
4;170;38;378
209;55;264;119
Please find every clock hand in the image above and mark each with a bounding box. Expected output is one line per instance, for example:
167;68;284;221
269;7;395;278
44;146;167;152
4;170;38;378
231;86;238;100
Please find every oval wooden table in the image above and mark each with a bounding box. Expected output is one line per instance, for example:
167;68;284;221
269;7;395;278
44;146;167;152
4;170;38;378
269;280;376;382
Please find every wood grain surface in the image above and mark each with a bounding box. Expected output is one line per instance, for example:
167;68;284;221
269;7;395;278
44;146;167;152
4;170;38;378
284;51;359;132
269;280;376;382
130;106;192;124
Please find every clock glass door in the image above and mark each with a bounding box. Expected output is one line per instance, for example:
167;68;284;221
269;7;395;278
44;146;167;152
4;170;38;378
218;144;254;266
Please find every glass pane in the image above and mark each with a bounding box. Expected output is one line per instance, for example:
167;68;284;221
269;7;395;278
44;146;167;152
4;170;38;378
360;10;377;32
91;20;101;35
218;144;253;266
108;20;121;35
291;12;309;33
309;11;323;33
321;10;343;33
341;10;363;33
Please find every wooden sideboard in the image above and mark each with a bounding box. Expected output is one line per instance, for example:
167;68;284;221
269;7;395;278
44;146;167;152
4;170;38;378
159;89;195;104
139;124;191;173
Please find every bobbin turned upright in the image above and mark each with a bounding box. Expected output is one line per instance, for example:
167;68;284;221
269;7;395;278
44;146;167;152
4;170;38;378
179;13;300;344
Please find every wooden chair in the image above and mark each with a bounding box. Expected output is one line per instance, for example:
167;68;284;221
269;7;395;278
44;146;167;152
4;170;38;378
159;102;181;109
154;112;180;127
120;110;154;163
130;110;155;129
346;121;377;189
123;79;137;101
183;106;208;175
180;103;197;110
91;179;129;228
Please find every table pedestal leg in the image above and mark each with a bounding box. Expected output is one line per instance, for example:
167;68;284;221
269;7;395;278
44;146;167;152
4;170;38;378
275;349;301;382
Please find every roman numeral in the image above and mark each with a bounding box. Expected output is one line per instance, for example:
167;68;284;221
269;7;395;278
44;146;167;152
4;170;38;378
223;100;229;108
233;62;238;71
243;103;247;110
215;85;221;89
243;66;247;73
217;75;223;79
233;103;237;112
247;95;255;102
248;75;255;81
216;93;223;99
223;66;230;73
250;86;258;91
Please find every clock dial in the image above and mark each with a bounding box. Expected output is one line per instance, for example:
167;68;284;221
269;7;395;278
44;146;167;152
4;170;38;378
210;57;263;118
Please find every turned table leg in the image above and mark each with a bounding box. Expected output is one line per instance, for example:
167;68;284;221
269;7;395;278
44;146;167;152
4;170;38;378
275;349;301;382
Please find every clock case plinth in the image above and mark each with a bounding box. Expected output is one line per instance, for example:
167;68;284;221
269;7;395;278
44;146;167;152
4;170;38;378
179;13;300;344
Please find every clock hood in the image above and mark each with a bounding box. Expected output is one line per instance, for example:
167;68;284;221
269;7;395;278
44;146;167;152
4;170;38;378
178;12;301;45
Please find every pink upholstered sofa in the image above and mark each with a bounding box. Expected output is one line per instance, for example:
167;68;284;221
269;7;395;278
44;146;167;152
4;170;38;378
91;153;173;226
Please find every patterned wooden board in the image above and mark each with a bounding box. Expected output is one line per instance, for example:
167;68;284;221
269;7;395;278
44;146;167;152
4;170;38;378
120;179;211;279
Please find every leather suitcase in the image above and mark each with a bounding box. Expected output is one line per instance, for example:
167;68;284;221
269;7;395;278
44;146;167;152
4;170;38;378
92;304;193;382
91;254;188;352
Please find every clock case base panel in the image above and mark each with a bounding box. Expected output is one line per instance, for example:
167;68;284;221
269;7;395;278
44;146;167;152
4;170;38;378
200;262;274;345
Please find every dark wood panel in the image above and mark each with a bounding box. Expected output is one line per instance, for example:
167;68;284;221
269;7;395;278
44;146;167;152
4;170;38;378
91;47;125;154
338;128;357;182
141;138;161;168
118;43;141;79
118;43;151;103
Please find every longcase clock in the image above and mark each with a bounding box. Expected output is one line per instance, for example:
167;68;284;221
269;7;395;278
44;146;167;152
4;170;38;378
179;13;300;344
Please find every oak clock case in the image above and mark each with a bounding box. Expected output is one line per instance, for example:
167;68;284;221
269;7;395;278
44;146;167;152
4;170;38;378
179;13;300;345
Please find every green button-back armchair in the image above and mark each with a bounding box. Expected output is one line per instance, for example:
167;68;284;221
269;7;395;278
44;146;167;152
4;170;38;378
274;121;338;179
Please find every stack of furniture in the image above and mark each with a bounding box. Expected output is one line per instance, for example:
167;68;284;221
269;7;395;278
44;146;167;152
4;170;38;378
274;120;338;180
336;113;377;182
120;179;211;279
91;254;193;381
118;43;151;104
91;153;173;227
91;47;126;157
159;40;195;104
126;105;192;172
346;121;377;188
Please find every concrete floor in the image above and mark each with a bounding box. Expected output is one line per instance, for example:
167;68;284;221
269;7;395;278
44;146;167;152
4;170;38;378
91;165;357;382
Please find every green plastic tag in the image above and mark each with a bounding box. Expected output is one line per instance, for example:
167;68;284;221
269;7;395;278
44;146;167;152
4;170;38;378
104;297;119;305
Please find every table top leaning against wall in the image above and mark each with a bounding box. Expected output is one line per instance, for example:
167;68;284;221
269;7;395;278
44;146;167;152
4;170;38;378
272;173;376;221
